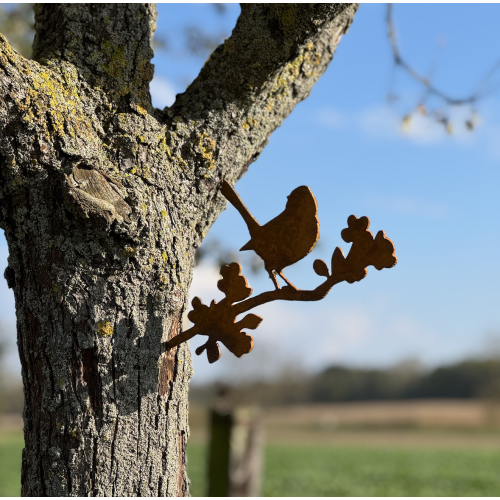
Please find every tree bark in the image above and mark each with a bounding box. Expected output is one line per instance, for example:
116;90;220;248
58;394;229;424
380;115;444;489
0;3;358;496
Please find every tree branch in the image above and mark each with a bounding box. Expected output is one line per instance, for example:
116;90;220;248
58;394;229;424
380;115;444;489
165;4;359;232
32;3;157;112
0;33;32;105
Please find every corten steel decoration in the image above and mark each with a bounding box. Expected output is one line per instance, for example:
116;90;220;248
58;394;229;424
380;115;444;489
166;180;397;364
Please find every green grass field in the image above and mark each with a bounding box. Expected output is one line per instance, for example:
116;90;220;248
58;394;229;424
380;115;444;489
0;432;23;497
187;442;500;497
2;434;500;496
264;446;500;496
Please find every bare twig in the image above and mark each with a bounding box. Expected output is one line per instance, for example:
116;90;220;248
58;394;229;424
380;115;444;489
386;4;500;106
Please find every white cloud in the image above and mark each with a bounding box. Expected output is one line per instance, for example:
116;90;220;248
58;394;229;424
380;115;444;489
316;107;346;129
188;263;225;303
303;300;437;370
314;104;485;147
356;105;403;141
396;106;482;146
365;194;450;220
150;75;177;109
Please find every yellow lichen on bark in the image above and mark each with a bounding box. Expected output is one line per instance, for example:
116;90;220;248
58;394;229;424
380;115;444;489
98;321;113;338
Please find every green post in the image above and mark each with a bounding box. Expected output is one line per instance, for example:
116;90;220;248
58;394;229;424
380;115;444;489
207;409;233;497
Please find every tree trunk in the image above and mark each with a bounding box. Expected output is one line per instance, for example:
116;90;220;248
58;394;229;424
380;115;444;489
0;3;358;496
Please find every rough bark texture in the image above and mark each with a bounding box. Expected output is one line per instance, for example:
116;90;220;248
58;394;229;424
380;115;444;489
0;3;358;496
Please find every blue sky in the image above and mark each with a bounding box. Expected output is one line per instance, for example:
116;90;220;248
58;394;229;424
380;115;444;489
2;4;500;383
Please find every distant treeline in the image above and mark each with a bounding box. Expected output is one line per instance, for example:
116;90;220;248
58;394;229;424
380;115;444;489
3;357;500;414
310;359;500;402
190;358;500;407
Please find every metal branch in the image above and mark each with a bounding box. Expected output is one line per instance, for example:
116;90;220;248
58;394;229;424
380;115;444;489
165;272;344;351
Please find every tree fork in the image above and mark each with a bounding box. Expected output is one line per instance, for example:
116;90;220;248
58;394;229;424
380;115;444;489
0;3;358;496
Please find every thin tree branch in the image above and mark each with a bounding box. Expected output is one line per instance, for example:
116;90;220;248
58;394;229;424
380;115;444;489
386;4;500;106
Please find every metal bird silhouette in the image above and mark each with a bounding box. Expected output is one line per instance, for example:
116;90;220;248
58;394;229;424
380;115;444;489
221;180;319;289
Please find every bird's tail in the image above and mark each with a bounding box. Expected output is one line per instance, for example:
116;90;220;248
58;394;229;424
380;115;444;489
221;180;260;235
240;239;253;251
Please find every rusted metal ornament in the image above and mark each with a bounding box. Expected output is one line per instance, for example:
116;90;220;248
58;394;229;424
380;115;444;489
165;181;397;364
221;180;319;290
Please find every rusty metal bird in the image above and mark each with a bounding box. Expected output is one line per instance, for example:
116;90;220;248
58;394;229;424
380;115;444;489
221;180;319;289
